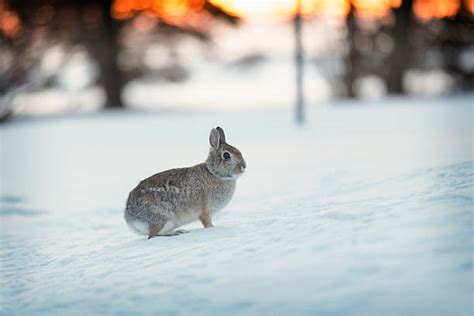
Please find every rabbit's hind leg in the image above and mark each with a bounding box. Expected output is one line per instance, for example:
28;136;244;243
147;220;168;239
148;225;161;239
148;222;189;239
155;229;189;237
149;229;189;238
174;229;189;235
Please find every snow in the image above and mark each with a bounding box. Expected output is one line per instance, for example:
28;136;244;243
1;96;473;315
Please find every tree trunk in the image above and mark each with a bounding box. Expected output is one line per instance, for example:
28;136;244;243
294;0;305;125
92;0;124;108
387;0;413;94
344;4;357;98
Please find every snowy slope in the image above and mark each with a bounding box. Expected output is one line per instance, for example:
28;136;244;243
1;97;473;315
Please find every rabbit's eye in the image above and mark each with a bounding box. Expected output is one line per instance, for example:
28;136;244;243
223;152;231;160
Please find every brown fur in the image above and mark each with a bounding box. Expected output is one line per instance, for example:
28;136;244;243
199;210;214;228
124;127;246;238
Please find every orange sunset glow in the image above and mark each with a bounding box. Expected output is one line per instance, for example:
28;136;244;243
0;0;21;38
111;0;473;22
112;0;206;21
208;0;350;17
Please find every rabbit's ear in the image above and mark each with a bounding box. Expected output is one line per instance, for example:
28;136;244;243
216;127;226;143
209;128;221;148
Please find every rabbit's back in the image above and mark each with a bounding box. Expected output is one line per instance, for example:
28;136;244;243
125;166;207;230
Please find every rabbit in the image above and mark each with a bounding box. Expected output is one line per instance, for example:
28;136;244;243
124;127;246;239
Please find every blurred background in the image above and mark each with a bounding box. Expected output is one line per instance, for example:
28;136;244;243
0;0;473;121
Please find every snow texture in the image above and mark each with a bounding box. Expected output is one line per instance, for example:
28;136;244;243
1;96;473;315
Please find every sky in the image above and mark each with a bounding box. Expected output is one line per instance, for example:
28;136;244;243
111;0;472;21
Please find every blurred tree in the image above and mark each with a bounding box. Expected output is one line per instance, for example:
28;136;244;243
344;2;357;98
437;1;474;90
344;0;414;96
294;0;305;125
344;0;473;97
387;0;413;94
1;0;238;115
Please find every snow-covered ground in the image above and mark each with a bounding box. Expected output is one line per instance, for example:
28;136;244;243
1;96;473;315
